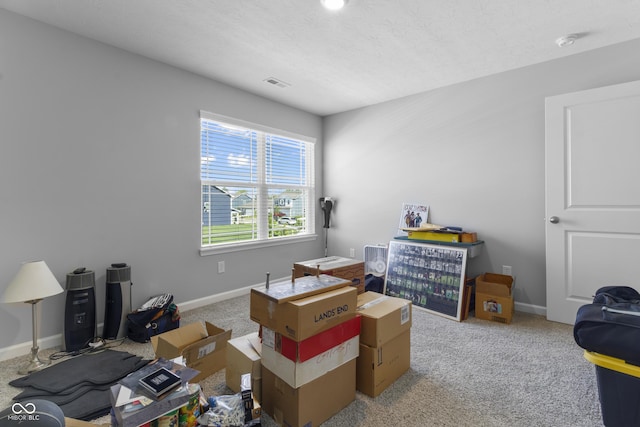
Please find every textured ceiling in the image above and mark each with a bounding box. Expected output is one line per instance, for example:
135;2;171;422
2;0;640;116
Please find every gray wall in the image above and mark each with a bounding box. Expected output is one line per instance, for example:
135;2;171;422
322;38;640;311
0;9;324;353
2;6;640;355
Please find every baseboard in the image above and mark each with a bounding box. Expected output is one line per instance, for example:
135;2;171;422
515;301;547;317
1;284;549;362
0;283;259;363
0;333;65;363
176;283;254;312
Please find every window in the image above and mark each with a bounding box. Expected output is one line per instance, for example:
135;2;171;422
200;111;315;252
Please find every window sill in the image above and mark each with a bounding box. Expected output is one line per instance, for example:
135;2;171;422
199;234;318;256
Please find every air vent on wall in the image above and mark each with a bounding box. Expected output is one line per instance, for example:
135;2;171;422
263;77;291;88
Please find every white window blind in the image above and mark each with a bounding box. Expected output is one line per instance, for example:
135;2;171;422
200;111;315;249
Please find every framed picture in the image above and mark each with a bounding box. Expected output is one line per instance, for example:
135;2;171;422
384;239;468;321
398;203;429;235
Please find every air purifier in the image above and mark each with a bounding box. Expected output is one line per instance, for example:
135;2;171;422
102;263;132;340
62;268;96;352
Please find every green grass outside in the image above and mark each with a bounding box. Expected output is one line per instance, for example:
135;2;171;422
202;222;300;245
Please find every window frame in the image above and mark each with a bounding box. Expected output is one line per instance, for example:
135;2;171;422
199;111;317;256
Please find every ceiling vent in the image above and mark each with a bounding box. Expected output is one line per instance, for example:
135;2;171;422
263;77;291;88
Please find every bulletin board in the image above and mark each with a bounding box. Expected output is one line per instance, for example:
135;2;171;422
384;239;468;321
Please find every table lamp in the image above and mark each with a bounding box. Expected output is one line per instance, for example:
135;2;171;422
3;260;64;374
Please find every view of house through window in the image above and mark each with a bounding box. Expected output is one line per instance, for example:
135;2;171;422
200;112;315;247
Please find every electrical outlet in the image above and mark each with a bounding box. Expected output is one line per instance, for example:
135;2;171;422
218;261;225;274
349;248;355;257
502;265;512;276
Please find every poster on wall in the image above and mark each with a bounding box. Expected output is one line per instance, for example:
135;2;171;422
397;202;429;235
384;239;468;321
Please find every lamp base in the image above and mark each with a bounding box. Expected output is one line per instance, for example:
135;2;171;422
18;347;50;375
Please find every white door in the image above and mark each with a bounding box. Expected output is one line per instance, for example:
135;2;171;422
545;80;640;324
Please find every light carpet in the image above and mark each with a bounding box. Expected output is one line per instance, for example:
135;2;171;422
0;294;603;427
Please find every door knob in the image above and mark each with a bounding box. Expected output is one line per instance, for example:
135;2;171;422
549;216;559;224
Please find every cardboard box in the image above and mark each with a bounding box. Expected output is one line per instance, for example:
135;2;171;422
261;317;360;388
475;273;514;324
250;284;357;342
226;332;262;403
262;359;356;427
356;329;411;397
151;321;232;382
274;314;361;363
356;292;412;348
294;256;365;293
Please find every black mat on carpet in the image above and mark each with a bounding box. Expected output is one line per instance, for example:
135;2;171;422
10;350;149;420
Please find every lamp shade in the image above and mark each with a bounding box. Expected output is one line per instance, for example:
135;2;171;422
3;261;64;303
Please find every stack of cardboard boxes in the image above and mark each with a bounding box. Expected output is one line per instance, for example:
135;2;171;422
355;291;412;397
115;270;414;426
250;274;358;427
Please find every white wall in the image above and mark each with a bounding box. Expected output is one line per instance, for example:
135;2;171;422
322;38;640;312
0;9;324;355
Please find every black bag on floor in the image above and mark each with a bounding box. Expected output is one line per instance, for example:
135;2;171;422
126;293;180;343
574;286;640;365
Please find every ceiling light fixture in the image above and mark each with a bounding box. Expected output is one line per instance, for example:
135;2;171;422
321;0;348;11
555;34;578;47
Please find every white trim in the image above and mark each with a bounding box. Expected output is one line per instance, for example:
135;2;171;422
200;234;317;256
514;301;547;317
0;333;64;362
176;283;254;312
0;291;550;362
0;278;286;362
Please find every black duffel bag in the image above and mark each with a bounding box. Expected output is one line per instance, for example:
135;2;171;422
126;293;180;343
574;286;640;366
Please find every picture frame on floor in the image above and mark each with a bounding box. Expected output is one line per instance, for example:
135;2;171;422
384;239;467;321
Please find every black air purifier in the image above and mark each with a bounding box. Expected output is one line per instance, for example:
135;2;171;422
102;263;132;340
63;268;96;352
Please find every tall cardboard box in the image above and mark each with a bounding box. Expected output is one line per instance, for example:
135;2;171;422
226;332;262;403
294;256;365;293
151;321;232;382
355;292;412;397
475;273;514;324
262;359;356;427
357;330;411;397
250;277;357;341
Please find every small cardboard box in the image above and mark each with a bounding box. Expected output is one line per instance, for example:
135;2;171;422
262;359;356;427
356;291;412;348
151;321;232;382
226;332;262;403
250;284;357;342
261;316;360;388
294;256;366;293
356;329;411;397
475;273;514;324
